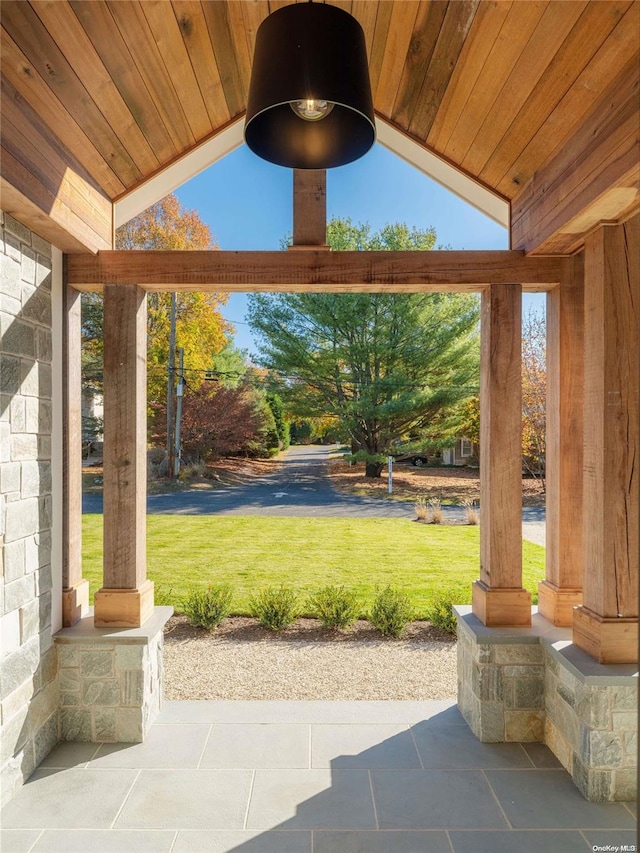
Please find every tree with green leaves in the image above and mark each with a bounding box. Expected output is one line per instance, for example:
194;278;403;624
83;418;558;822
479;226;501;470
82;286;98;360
266;392;290;450
249;218;479;477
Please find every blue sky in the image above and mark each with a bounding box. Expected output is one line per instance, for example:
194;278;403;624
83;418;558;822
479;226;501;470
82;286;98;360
176;144;543;354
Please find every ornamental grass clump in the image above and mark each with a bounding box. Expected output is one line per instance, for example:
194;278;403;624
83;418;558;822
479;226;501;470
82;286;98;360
369;585;414;638
182;584;233;630
427;498;444;524
249;585;299;631
462;498;479;525
414;497;429;522
308;585;360;630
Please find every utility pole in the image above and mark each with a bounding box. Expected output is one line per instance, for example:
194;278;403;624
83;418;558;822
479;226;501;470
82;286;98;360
166;292;177;477
174;347;184;478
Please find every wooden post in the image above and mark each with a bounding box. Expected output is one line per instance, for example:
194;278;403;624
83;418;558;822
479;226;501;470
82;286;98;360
94;284;153;628
538;257;584;625
573;216;639;663
290;169;328;248
473;284;531;626
62;280;90;626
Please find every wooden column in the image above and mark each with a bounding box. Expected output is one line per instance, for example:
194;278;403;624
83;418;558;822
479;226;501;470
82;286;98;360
473;284;531;626
573;216;639;663
538;257;584;625
94;284;153;628
290;170;328;248
62;281;90;626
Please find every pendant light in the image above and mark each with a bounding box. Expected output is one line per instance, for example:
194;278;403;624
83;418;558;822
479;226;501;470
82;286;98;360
244;2;376;169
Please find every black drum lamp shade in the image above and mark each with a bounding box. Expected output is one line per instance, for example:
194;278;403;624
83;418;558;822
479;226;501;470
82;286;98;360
244;3;376;169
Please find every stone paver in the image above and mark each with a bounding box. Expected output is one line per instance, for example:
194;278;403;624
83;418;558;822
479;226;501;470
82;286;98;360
311;724;421;769
200;724;310;769
485;768;636;829
371;769;509;830
1;700;634;852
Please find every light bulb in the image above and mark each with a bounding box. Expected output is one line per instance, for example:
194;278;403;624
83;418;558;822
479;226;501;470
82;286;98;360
290;98;335;121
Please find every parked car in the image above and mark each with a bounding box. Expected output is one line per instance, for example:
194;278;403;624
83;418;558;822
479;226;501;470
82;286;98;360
393;451;430;467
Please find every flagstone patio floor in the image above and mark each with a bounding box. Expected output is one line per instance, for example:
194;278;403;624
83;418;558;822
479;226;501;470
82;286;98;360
1;700;636;853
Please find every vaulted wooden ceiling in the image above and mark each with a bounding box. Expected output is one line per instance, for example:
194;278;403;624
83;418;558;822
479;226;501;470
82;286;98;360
1;1;638;254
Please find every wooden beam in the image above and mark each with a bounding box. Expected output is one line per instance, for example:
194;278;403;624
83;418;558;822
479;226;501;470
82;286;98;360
291;169;328;248
61;281;89;626
573;216;639;663
66;250;562;293
473;284;531;627
94;284;153;628
512;57;640;255
538;256;584;626
1;75;113;254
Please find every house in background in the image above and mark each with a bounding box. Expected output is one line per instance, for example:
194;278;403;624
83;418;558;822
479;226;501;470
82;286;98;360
441;438;476;467
0;0;637;810
81;389;104;456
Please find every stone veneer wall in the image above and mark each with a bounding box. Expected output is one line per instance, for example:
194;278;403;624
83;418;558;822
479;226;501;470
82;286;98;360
0;212;58;807
455;607;638;803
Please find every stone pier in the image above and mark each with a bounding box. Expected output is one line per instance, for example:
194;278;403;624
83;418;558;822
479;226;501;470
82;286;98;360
455;606;638;802
54;607;171;743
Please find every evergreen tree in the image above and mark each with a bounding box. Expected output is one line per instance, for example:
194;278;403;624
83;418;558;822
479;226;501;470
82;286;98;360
249;219;479;477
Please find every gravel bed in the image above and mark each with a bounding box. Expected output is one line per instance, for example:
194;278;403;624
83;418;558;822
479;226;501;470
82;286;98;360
164;617;457;701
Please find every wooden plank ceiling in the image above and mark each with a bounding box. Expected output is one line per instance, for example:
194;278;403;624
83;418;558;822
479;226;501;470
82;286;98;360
1;0;638;254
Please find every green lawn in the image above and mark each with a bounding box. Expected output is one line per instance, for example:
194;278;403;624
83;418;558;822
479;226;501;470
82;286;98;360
82;515;545;619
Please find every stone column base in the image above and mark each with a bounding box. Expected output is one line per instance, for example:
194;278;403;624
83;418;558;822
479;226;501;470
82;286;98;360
537;580;582;627
454;606;637;802
54;606;172;743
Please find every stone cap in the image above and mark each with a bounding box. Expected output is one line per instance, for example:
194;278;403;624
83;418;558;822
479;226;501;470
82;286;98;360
453;605;569;644
454;605;638;685
54;606;173;645
545;638;638;685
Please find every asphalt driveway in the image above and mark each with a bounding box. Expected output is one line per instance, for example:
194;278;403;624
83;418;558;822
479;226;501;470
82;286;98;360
82;445;545;543
83;446;419;519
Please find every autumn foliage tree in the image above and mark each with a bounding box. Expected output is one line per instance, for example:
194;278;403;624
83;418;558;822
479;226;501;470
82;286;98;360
81;195;232;446
115;194;231;408
522;309;546;484
151;382;279;461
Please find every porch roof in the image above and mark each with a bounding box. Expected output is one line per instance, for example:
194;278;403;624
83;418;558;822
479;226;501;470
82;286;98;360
1;1;638;254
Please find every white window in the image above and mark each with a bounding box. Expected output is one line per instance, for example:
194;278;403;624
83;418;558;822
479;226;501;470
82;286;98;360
460;438;473;457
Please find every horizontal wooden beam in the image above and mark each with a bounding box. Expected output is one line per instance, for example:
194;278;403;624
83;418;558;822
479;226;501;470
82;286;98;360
1;74;112;254
66;249;562;293
512;56;640;255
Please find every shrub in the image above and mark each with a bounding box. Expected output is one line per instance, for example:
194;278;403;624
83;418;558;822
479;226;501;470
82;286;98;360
426;585;470;634
182;584;233;630
308;585;360;630
179;460;206;481
155;585;180;612
148;460;165;481
249;585;299;631
369;586;414;637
